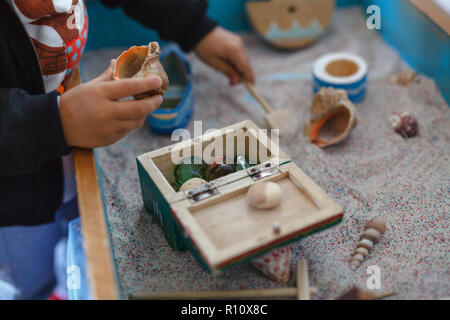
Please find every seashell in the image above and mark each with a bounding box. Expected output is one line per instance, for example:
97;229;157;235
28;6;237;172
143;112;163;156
247;181;282;209
305;87;358;148
179;178;207;192
252;246;291;283
365;217;387;234
355;247;369;257
361;228;382;243
389;111;418;139
394;70;418;86
350;217;386;270
113;42;169;99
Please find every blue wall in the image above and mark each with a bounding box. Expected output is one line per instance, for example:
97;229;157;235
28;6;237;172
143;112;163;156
363;0;449;104
84;0;449;103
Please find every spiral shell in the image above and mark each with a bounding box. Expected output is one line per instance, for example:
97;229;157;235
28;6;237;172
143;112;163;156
113;42;169;99
350;217;386;270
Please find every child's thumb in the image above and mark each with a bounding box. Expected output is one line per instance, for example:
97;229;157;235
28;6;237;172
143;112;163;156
92;59;116;83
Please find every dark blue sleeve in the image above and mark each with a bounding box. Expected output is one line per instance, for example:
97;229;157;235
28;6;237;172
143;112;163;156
101;0;218;52
0;89;70;177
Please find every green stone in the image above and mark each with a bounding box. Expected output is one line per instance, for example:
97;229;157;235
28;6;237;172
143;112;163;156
173;156;207;187
206;156;236;181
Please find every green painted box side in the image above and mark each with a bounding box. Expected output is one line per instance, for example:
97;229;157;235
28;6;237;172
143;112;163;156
137;159;187;251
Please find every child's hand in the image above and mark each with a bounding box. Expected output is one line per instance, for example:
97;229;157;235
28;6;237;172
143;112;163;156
60;62;163;148
194;27;254;86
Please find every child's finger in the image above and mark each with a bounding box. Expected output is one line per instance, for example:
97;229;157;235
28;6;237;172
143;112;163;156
111;95;163;120
229;49;254;84
210;58;240;83
103;76;162;100
115;117;147;132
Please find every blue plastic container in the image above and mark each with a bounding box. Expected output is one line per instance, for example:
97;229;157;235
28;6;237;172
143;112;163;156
313;74;367;103
147;44;194;134
312;52;368;103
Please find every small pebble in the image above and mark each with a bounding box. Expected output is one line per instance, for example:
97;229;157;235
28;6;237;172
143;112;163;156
273;222;281;234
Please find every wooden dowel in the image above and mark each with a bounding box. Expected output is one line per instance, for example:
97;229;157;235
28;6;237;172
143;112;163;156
242;80;273;114
130;287;318;300
296;259;310;300
373;291;396;300
130;287;393;301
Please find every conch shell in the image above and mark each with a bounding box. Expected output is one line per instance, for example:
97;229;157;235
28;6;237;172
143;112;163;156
305;87;358;148
350;217;386;270
113;42;169;99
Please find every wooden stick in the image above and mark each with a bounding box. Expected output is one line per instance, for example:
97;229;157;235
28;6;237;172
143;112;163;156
130;287;318;300
373;291;396;300
242;80;273;113
296;259;310;300
74;148;119;300
130;285;393;301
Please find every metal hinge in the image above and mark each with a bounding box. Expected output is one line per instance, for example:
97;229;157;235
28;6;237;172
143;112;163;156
185;182;219;203
184;162;282;203
247;162;280;181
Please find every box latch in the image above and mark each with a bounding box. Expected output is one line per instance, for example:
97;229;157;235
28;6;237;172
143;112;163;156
185;183;219;203
248;162;280;181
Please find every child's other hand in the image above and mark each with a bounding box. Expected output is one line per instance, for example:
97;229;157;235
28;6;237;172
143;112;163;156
194;27;254;86
59;61;163;148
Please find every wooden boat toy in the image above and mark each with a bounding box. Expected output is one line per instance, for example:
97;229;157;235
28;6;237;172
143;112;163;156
246;0;335;50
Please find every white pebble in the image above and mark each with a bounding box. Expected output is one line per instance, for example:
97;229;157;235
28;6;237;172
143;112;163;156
273;223;281;234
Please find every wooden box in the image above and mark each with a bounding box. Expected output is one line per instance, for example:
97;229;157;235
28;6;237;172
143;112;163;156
137;120;343;274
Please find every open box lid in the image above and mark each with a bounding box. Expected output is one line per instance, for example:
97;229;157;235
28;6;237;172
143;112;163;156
137;120;343;273
170;159;343;273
